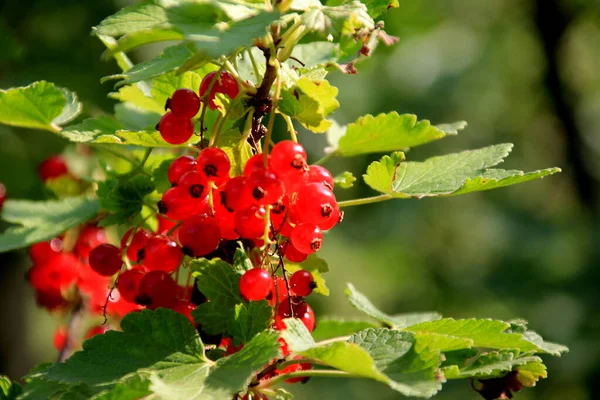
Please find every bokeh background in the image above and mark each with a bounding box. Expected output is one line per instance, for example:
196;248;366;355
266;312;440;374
1;0;599;399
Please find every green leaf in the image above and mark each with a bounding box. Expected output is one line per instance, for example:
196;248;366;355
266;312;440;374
329;113;461;157
149;331;280;400
302;1;374;39
109;85;164;114
104;29;185;58
363;144;561;198
0;81;81;132
282;319;388;382
453;350;543;379
284;254;329;296
0;375;22;399
345;283;441;328
152;158;176;194
190;259;272;344
516;361;547;387
279;78;339;133
93;374;151;400
107;43;196;86
94;3;169;37
349;328;443;398
312;319;378;341
60;117;197;148
44;175;88;198
32;309;204;394
114;103;159;131
151;70;207;111
404;319;542;352
521;331;569;356
333;171;356;189
183;12;280;61
219;128;253;176
0;197;99;253
359;0;400;18
96;175;155;226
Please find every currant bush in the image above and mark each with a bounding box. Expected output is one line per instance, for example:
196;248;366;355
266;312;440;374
0;1;568;399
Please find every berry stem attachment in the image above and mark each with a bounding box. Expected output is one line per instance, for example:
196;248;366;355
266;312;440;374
258;369;357;388
283;114;298;143
263;59;282;167
337;194;393;208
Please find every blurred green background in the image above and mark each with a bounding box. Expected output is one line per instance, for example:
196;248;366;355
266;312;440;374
1;0;599;399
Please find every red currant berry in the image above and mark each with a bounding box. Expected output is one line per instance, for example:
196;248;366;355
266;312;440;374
29;238;63;265
160;187;203;220
53;327;68;351
0;183;6;210
270;196;289;231
290;223;323;254
179;215;221;257
243;153;268;176
167;89;200;119
120;228;151;263
308;165;334;190
168;156;196;185
38;155;69;182
136;270;178;310
269;140;308;176
28;253;79;293
178;170;208;199
247;169;284;205
298;304;316;332
221;176;252;212
142;234;182;273
235;205;266;239
270;276;289;304
280;357;312;383
157;214;178;235
283;242;308;263
239;268;272;301
172;300;197;325
199;71;240;110
89;244;122;276
290;270;316;297
215;209;239;240
277;297;307;319
290;183;337;226
117;266;146;303
316;203;341;231
196;147;231;184
74;225;107;260
158;111;194;145
85;325;108;339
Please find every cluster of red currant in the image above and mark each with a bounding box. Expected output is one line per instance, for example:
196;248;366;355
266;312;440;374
157;71;239;144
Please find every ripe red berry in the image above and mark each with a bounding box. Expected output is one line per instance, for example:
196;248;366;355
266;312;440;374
221;177;252;212
28;253;79;293
168;156;196;185
120;228;151;263
74;225;107;260
117;266;146;303
85;325;108;339
142;235;182;273
158;111;194;145
196;147;231;184
290;183;338;226
0;183;6;210
38;155;69;181
277;297;307;319
89;244;123;276
167;88;200;119
308;165;334;190
178;170;207;199
29;238;63;265
160;187;206;220
290;223;323;254
280;357;312;383
172;300;197;325
53;327;68;351
290;270;316;297
244;153;268;176
247;169;284;206
270;140;308;176
239;268;272;301
199;71;240;110
137;270;178;310
299;304;316;332
270;276;289;305
235;205;266;239
283;242;308;263
178;215;221;257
